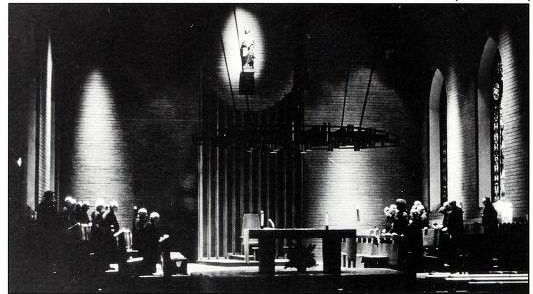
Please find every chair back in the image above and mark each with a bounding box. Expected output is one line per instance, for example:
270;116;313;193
422;228;440;247
80;223;91;241
344;238;358;259
241;213;260;248
464;223;484;235
123;228;132;250
242;213;261;233
377;242;399;266
356;236;377;256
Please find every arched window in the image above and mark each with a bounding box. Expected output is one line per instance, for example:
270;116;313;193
478;37;505;204
428;69;447;211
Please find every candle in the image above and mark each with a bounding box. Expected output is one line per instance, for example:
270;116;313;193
260;210;264;228
325;211;329;227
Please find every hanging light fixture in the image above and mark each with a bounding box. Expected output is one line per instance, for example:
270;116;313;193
208;117;400;152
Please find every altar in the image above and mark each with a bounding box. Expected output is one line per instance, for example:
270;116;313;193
243;228;357;274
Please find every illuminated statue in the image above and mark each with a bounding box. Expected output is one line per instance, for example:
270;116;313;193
241;27;255;70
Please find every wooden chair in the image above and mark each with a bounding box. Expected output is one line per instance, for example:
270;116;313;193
79;223;92;242
377;235;399;267
241;213;260;263
341;238;358;268
422;228;443;272
358;235;378;266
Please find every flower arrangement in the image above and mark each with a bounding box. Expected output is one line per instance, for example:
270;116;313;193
383;204;398;233
285;243;317;273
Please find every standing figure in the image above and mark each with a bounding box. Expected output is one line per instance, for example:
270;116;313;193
406;205;425;271
61;196;78;229
90;200;105;244
103;201;120;232
133;207;148;251
102;201;124;266
73;201;92;279
76;202;91;224
391;198;409;236
391;198;409;270
90;199;106;271
447;201;464;241
36;191;59;273
412;202;429;229
61;196;81;276
36;191;57;228
481;197;498;269
240;27;255;69
438;201;450;228
482;198;498;235
440;201;463;269
141;212;162;275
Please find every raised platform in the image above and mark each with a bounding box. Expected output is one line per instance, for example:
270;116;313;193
10;260;410;293
197;256;289;267
417;271;529;293
11;257;528;294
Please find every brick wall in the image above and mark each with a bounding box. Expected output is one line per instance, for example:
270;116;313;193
302;11;422;259
303;65;420;257
9;8;37;210
418;6;528;221
302;5;529;258
9;8;53;211
446;7;528;220
10;5;528;264
304;64;420;231
209;5;294;112
54;6;203;258
498;20;529;218
445;63;479;219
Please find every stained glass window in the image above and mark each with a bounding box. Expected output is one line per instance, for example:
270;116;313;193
490;52;504;201
440;86;447;204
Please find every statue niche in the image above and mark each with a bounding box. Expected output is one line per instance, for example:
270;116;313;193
239;26;255;95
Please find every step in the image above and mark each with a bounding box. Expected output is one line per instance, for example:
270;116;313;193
197;258;289;267
227;254;254;261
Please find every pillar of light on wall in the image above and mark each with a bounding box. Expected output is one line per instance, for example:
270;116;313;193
446;72;462;203
323;151;360;227
72;69;132;212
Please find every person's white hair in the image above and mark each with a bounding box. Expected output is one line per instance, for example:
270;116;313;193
138;208;148;215
150;212;160;220
109;201;119;209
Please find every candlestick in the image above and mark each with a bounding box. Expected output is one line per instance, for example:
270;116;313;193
260;210;264;228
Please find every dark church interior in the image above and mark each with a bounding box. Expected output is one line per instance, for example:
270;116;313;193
8;3;529;293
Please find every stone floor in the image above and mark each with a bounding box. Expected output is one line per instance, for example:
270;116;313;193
9;258;528;293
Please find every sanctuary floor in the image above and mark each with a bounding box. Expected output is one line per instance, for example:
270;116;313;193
9;260;527;293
